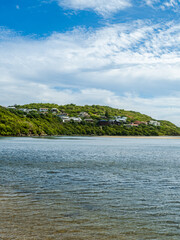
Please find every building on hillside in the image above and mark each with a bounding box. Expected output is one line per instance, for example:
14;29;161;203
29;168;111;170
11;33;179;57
149;120;160;126
69;117;82;123
109;119;123;125
7;106;16;109
51;108;59;114
57;113;69;118
39;108;49;113
61;116;70;123
19;108;37;113
27;109;37;113
79;112;90;118
109;119;115;124
84;118;94;123
100;115;107;119
56;114;71;123
98;120;110;126
62;112;69;116
115;116;127;123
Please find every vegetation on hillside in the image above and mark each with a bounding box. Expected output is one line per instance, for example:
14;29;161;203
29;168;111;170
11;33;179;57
0;104;180;136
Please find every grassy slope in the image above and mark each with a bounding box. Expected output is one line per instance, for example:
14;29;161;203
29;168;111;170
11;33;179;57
0;104;180;136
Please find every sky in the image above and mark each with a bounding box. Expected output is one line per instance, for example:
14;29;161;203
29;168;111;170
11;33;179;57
1;0;180;124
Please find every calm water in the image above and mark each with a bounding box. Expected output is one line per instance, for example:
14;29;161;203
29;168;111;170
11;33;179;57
0;137;180;240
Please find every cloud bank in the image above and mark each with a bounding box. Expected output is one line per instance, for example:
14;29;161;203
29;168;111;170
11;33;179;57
55;0;180;16
58;0;131;16
1;21;180;124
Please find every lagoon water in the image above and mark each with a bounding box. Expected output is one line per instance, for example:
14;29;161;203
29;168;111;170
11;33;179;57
0;136;180;239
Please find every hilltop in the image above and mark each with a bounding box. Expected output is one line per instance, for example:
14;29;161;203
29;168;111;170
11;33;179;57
0;103;180;136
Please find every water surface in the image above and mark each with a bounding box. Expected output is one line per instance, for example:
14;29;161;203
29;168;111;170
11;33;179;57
0;136;180;239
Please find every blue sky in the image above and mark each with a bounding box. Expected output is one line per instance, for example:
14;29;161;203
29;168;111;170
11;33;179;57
1;0;180;124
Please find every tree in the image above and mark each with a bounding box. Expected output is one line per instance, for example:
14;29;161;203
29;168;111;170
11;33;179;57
105;110;110;119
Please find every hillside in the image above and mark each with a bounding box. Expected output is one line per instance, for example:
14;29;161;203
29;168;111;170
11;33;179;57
0;104;180;136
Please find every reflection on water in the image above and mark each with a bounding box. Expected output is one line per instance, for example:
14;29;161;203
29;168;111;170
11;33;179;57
1;137;180;239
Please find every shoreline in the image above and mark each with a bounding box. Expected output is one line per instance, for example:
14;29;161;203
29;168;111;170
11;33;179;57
1;135;180;139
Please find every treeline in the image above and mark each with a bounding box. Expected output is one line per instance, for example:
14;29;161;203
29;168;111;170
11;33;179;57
0;104;180;136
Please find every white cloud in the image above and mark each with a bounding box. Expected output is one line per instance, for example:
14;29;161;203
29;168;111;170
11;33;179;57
144;0;180;9
1;21;180;124
144;0;159;7
57;0;131;16
55;0;180;14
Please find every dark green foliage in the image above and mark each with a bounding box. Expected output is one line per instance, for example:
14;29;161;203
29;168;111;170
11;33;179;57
105;110;110;119
0;104;180;136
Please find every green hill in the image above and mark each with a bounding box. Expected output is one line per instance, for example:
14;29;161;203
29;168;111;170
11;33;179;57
0;104;180;136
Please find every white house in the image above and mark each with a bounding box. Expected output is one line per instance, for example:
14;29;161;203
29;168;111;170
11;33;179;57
27;109;37;113
69;117;82;123
61;116;70;123
149;120;160;126
115;116;127;123
7;106;16;109
79;112;90;118
39;108;49;113
57;115;70;123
